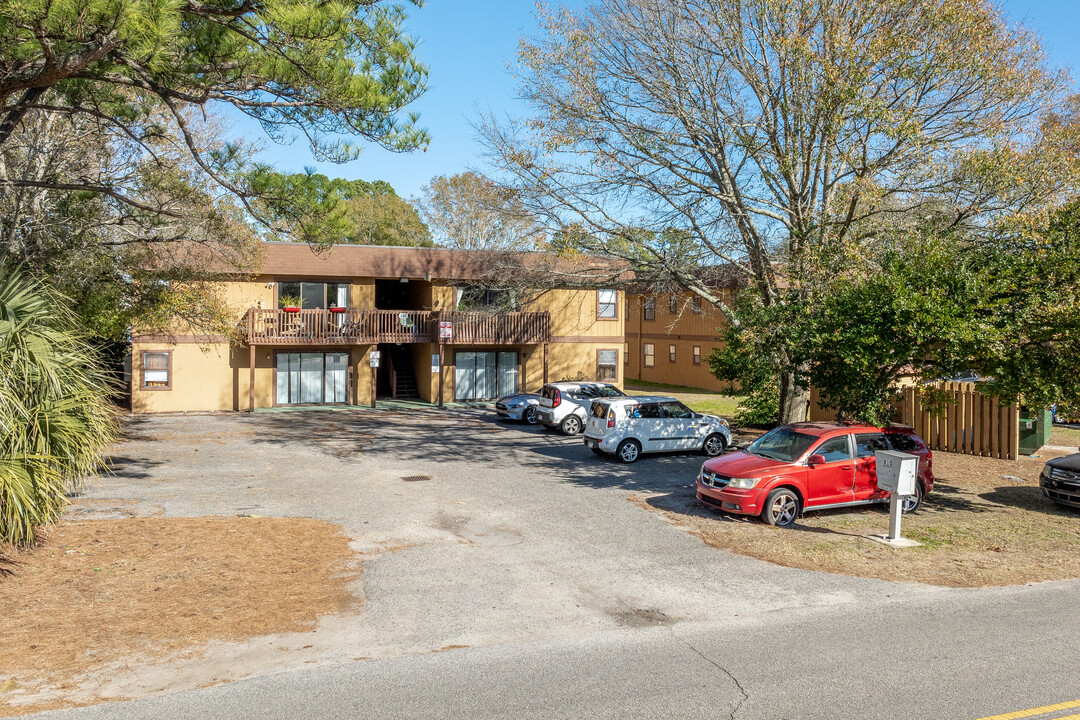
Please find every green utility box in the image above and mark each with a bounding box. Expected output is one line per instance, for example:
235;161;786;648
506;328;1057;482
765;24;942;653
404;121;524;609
1018;408;1053;455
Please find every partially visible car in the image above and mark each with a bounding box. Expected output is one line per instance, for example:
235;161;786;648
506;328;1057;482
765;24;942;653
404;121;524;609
696;423;934;527
1040;452;1080;509
536;382;626;435
495;391;543;424
583;396;732;463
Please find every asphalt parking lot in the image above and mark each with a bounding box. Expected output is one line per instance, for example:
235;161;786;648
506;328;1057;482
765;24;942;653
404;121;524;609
37;406;1080;719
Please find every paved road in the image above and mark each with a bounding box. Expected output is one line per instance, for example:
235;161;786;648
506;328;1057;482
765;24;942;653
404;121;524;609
22;409;1080;719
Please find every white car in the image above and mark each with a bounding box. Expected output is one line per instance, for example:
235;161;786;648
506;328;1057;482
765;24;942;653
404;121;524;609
583;396;732;463
536;382;626;435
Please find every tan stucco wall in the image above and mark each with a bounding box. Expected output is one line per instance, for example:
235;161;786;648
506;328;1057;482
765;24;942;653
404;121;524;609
131;342;272;412
524;288;624;340
625;290;730;391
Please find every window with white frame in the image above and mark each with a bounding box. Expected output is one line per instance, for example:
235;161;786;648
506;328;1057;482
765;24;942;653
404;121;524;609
141;351;171;390
644;296;655;321
644;343;655;367
668;344;676;363
597;289;617;319
693;346;702;365
597;349;618;381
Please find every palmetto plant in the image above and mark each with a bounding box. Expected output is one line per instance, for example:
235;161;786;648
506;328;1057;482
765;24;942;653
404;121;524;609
0;266;117;546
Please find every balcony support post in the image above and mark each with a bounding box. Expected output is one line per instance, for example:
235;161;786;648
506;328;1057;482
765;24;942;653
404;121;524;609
438;341;446;407
543;342;549;385
248;343;256;412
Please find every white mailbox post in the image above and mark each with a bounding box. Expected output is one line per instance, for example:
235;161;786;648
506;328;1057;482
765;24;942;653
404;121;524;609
873;450;920;547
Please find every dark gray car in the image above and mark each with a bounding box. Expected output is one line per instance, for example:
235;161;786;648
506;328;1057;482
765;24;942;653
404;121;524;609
1041;453;1080;509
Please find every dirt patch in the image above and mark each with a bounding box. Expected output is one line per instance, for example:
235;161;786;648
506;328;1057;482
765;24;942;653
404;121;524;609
0;516;358;716
632;450;1080;587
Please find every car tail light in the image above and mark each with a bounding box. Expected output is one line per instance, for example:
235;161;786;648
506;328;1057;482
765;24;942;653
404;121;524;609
552;389;561;408
607;409;615;428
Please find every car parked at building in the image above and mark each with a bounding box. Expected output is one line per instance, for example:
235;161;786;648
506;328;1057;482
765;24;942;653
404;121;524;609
583;396;732;463
1040;452;1080;509
495;391;543;424
696;423;934;527
536;382;626;435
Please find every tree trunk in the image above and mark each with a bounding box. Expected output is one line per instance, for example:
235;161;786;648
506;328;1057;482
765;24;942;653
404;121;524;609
778;370;810;425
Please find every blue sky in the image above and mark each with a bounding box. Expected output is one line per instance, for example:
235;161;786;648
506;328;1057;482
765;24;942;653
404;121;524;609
228;1;1080;201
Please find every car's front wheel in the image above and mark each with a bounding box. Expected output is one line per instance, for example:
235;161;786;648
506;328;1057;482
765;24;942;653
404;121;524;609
523;406;538;425
901;482;925;513
561;414;583;435
616;439;642;463
761;487;800;527
702;433;727;457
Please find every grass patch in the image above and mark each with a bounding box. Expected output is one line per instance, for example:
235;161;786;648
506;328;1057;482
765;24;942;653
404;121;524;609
631;449;1080;587
1050;425;1080;448
0;516;358;716
625;381;743;419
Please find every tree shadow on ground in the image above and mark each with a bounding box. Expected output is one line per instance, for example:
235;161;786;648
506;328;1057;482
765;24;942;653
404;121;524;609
103;455;166;480
979;486;1080;516
118;414;157;442
918;483;995;514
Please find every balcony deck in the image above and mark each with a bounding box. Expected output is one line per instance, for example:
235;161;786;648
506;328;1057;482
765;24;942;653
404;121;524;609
244;308;551;346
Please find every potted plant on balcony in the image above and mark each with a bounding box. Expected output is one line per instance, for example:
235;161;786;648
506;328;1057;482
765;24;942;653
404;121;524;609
279;294;303;313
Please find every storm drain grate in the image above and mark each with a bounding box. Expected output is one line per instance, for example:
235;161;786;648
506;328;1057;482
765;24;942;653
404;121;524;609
401;475;432;482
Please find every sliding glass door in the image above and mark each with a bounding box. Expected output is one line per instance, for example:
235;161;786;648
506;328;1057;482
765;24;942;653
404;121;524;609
454;351;517;401
276;352;349;405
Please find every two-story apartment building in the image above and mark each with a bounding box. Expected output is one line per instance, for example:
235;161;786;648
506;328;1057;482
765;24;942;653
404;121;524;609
625;287;736;391
131;243;626;413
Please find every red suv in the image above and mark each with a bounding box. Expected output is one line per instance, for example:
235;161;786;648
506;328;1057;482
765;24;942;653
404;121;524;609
697;423;934;527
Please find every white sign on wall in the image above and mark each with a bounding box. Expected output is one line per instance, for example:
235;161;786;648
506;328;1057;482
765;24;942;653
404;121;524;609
369;351;381;368
432;354;440;373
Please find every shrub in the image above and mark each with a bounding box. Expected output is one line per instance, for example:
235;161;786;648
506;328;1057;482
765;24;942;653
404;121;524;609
0;267;117;546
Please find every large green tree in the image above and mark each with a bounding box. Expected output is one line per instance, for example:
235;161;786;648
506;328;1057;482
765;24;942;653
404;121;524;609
257;171;431;247
716;199;1080;425
484;0;1072;423
1;0;429;335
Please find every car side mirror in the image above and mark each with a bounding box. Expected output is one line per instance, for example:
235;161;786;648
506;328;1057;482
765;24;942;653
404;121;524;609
807;454;827;468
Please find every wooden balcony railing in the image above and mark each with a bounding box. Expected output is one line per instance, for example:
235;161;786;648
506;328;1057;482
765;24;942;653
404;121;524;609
244;308;551;346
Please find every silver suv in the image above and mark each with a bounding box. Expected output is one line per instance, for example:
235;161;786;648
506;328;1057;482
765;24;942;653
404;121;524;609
536;382;626;435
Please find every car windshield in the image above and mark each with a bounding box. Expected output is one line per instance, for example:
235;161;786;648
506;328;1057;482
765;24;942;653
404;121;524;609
746;428;817;462
597;386;625;397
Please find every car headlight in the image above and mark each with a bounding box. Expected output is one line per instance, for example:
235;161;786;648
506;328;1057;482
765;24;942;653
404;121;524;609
727;477;760;489
717;418;729;427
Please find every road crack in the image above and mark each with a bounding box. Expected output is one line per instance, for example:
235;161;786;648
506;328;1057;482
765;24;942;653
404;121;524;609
681;638;749;720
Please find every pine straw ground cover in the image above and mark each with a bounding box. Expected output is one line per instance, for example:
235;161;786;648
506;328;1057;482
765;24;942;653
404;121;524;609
631;450;1080;587
0;516;358;716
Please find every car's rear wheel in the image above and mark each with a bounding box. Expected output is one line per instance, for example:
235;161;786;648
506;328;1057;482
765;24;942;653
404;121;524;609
616;439;642;463
702;433;727;457
523;406;538;425
561;414;583;435
761;488;800;527
901;482;925;513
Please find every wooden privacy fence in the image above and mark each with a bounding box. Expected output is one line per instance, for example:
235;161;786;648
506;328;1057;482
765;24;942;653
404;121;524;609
809;381;1021;460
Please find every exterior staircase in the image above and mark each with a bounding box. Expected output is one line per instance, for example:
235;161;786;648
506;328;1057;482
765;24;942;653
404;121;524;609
388;345;419;400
